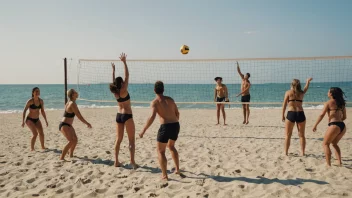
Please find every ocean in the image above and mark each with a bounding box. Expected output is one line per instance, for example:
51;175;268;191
0;82;351;113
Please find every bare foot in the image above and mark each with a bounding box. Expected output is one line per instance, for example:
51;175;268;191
114;162;123;167
161;175;168;181
335;161;342;167
243;121;246;124
245;121;249;125
131;163;139;170
215;123;220;125
41;147;48;150
31;149;35;152
224;123;227;126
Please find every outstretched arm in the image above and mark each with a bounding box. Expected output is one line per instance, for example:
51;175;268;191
111;63;116;83
40;100;48;127
139;102;157;138
22;100;30;127
236;61;244;79
313;102;328;132
282;92;289;122
303;77;313;94
120;53;129;88
72;103;92;128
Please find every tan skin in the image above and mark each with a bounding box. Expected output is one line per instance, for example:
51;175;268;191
313;90;347;167
111;53;138;169
21;89;48;151
60;90;91;160
282;78;312;156
139;93;180;181
214;80;228;125
236;62;251;124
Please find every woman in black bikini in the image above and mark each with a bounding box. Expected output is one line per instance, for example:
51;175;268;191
22;87;49;151
313;87;347;167
110;53;138;169
59;89;91;160
282;78;312;156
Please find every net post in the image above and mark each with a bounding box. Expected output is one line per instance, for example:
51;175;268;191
64;58;68;104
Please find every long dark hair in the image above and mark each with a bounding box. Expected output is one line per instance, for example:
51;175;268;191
32;87;39;98
110;77;123;96
330;87;346;109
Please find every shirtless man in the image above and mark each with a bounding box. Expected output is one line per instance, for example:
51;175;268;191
139;81;180;180
214;77;229;125
236;61;251;124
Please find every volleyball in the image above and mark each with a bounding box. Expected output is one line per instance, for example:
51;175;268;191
180;45;189;54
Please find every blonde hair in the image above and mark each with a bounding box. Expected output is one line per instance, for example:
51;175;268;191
67;89;76;100
291;79;303;98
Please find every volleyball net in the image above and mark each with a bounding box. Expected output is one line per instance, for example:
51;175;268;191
72;56;352;108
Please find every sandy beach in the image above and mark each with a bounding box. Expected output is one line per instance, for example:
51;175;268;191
0;108;351;198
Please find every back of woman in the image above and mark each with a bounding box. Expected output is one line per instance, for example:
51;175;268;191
287;90;305;112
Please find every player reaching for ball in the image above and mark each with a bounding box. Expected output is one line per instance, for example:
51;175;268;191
236;62;251;124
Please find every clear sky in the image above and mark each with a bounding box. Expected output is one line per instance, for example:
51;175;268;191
1;0;351;84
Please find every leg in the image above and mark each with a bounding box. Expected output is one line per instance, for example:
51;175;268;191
114;123;124;167
35;120;46;149
125;119;138;169
331;127;346;166
168;140;179;174
297;121;306;156
322;126;340;167
245;104;250;124
157;142;168;180
216;104;221;125
242;104;246;124
221;104;226;125
284;120;295;156
26;120;38;151
69;128;78;157
60;126;75;160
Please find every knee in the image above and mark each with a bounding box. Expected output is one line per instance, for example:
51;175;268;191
115;138;123;145
168;145;176;151
298;133;305;138
322;141;330;147
129;142;135;149
38;131;44;137
157;148;166;155
285;132;292;138
32;133;38;138
332;142;338;147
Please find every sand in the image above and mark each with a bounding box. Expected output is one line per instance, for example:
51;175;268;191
0;108;351;198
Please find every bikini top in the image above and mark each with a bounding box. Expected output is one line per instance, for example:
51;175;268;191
29;99;42;109
116;93;130;103
63;103;75;118
288;99;303;102
63;111;75;118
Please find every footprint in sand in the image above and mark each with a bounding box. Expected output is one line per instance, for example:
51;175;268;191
235;169;241;173
0;161;6;164
148;193;158;197
19;169;29;172
305;168;314;172
0;155;5;157
196;179;205;186
47;184;56;188
27;178;36;183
